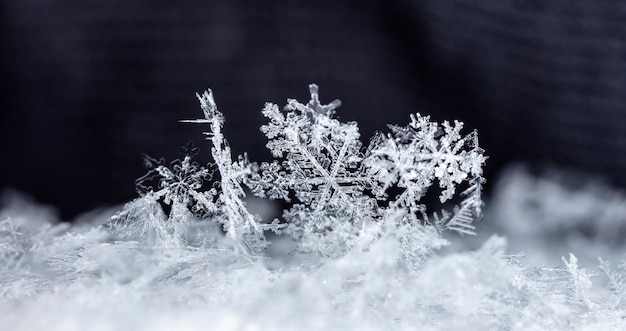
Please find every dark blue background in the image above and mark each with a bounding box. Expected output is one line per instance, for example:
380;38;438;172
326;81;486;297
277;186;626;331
3;1;626;219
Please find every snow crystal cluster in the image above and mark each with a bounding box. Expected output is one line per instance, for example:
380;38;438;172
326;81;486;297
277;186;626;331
110;84;485;261
3;85;626;330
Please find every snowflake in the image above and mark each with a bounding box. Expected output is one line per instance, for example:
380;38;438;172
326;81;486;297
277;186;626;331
112;91;283;252
182;90;283;251
246;85;378;255
365;113;486;234
135;142;218;217
247;84;486;255
111;84;486;257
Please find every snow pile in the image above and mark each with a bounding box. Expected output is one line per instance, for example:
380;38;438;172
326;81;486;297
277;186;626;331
3;185;626;330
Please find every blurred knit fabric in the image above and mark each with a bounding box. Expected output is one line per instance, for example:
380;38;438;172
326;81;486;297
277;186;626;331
2;0;626;219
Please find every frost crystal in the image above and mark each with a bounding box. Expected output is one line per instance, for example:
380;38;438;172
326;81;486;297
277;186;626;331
109;84;485;259
135;142;217;217
182;90;282;251
110;91;282;252
365;113;485;234
248;84;486;256
247;85;374;255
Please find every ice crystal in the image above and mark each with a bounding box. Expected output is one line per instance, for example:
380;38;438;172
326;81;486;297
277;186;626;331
247;84;486;256
599;258;626;308
365;113;485;235
108;84;486;259
109;90;283;252
135;142;217;217
0;217;23;270
247;85;374;256
182;90;283;251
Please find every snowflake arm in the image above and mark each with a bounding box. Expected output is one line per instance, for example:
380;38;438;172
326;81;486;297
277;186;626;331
183;90;277;251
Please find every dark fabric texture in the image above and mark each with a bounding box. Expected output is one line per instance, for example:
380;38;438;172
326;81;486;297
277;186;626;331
2;0;626;219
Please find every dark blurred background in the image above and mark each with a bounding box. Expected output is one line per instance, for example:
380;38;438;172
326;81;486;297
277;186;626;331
2;0;626;220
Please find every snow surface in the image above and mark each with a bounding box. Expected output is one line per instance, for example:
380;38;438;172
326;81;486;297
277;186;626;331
2;167;626;330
